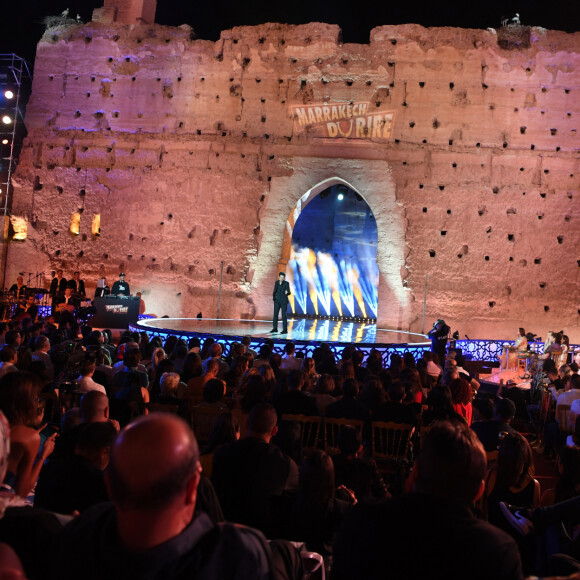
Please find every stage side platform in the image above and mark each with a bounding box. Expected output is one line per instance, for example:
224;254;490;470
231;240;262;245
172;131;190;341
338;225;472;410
131;317;431;364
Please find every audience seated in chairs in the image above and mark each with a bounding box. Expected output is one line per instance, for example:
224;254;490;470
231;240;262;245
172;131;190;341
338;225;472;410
332;420;524;580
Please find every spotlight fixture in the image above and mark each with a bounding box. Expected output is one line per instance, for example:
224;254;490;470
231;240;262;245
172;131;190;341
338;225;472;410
1;139;8;145
4;90;14;100
2;115;12;125
337;193;344;200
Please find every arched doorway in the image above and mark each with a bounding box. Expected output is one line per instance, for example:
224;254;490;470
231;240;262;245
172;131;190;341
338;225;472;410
282;180;378;320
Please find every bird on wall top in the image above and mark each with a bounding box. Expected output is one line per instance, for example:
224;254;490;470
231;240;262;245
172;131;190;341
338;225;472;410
501;13;521;26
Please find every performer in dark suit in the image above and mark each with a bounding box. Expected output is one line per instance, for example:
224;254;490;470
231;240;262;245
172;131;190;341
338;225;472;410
13;295;38;322
271;271;291;334
50;269;68;314
71;271;86;299
9;276;27;299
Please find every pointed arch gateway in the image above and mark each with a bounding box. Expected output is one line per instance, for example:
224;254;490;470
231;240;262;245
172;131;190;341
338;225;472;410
280;177;379;319
250;157;412;330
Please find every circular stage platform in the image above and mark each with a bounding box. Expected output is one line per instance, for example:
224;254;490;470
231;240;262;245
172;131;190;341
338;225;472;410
130;317;431;363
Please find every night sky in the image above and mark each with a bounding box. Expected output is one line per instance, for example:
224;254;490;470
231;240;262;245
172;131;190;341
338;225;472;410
1;0;579;67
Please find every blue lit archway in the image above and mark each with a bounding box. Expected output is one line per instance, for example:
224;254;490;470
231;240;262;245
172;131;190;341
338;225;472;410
286;183;378;319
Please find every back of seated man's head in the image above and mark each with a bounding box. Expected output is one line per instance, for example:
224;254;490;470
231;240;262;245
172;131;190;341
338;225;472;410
124;348;142;368
34;335;50;352
387;381;406;403
338;424;362;456
205;358;220;376
259;344;272;359
81;359;96;377
80;390;109;422
569;374;580;391
284;342;296;355
494;397;516;423
570;362;579;374
203;378;225;403
4;330;20;347
342;378;359;398
412;420;486;505
422;351;434;362
287;369;305;391
0;346;16;364
210;343;222;358
543;359;557;374
247;402;277;437
76;421;118;469
107;414;200;512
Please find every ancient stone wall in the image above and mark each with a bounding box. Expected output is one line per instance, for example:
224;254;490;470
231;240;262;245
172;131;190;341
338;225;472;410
7;20;580;340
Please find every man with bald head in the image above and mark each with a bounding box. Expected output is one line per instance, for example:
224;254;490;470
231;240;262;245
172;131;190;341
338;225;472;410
53;413;273;580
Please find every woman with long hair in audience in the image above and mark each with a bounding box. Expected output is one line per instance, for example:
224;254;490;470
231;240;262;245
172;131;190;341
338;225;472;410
180;351;203;384
358;375;385;417
257;363;276;396
149;358;174;399
224;352;250;394
365;349;384;376
313;374;336;415
485;431;540;529
0;372;56;497
448;376;474;425
301;357;320;391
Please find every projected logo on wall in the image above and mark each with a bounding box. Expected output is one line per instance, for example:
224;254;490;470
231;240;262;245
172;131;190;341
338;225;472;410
289;101;396;140
287;184;378;319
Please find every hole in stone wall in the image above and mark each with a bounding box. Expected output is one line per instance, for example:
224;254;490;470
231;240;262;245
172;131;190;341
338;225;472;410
489;301;495;307
440;230;447;236
540;193;546;198
432;119;440;129
484;255;490;261
534;258;542;264
486;227;492;234
492;186;499;194
409;121;415;127
419;184;423;189
531;144;535;150
452;162;457;168
439;185;445;191
557;236;564;244
428;250;436;257
446;209;452;215
509;257;514;261
507;234;514;241
544;306;550;312
520;126;526;134
478;207;487;216
506;208;516;214
476;143;480;147
419;81;425;87
422;207;427;213
449;82;454;89
74;111;81;118
539;282;546;289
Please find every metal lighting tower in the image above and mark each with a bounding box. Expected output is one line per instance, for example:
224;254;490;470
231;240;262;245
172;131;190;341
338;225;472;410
0;54;31;289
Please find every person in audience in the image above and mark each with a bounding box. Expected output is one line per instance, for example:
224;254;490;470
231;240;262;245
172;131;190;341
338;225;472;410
325;378;370;422
331;424;388;502
376;380;418;425
31;335;54;380
180;351;203;383
275;369;318;416
77;359;107;395
485;432;540;530
0;372;57;497
312;374;336;415
197;378;229;410
257;363;277;395
332;420;523;579
253;344;272;369
35;421;117;514
301;357;320;390
154;372;188;418
0;346;18;378
179;358;219;402
211;402;298;533
200;412;240;477
170;341;189;375
53;391;119;459
112;348;149;393
448;376;473;425
358;375;385;416
52;413;276;579
540;445;580;506
471;397;517;452
201;343;229;378
280;342;302;372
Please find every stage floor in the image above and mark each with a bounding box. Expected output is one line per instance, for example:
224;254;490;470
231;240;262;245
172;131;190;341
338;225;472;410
134;317;429;347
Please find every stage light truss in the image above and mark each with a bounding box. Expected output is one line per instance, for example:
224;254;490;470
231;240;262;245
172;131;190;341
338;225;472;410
0;54;31;220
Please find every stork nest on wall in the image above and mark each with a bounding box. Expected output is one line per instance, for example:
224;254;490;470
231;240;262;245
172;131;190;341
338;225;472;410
497;25;531;50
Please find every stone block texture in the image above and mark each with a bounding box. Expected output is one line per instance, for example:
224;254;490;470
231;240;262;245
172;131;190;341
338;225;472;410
6;20;580;340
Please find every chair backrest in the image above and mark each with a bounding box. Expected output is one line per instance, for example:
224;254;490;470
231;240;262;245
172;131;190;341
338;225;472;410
146;402;179;414
282;414;323;453
191;405;228;446
371;421;415;461
556;403;572;434
323;417;364;455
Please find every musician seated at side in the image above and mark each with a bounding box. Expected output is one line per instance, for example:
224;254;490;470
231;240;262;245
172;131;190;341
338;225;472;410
111;273;130;297
9;276;26;298
13;295;38;322
94;277;111;299
57;287;80;313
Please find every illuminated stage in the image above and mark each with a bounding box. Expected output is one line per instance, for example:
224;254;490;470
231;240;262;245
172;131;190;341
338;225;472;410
130;317;431;363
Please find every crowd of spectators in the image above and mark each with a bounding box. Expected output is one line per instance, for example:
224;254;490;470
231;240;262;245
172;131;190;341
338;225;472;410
0;314;579;579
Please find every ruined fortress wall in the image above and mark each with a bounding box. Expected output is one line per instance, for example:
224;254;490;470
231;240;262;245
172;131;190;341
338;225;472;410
7;21;580;340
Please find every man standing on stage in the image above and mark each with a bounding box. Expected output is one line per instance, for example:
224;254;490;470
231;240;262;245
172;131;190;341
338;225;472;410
271;272;291;335
50;269;67;314
71;271;86;299
111;273;130;297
